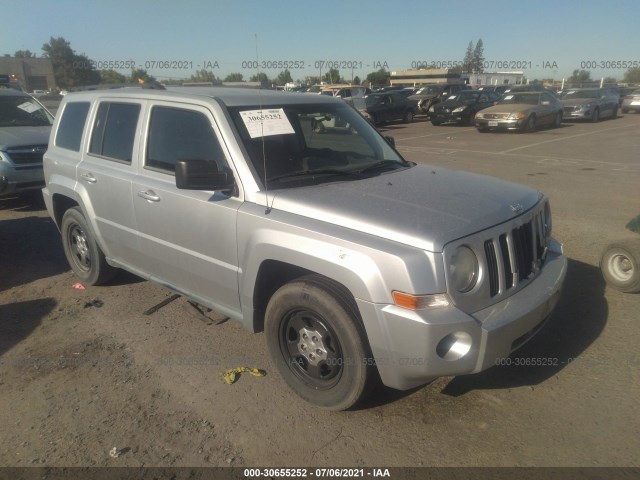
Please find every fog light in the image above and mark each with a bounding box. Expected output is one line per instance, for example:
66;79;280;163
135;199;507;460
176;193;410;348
436;332;472;361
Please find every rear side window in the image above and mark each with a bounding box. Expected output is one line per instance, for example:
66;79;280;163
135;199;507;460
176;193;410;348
55;102;90;151
146;106;227;174
89;102;141;163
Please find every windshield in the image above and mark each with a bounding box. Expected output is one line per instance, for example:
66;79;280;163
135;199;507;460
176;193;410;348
444;91;480;104
0;95;54;127
561;90;601;99
415;86;442;95
498;93;541;105
229;103;408;189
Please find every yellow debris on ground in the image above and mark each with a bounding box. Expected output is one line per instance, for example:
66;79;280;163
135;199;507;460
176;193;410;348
222;367;267;385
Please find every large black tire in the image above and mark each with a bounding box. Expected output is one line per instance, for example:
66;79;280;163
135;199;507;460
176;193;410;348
61;207;117;285
265;275;376;410
621;108;629;114
431;120;442;126
553;111;562;128
591;108;600;123
403;110;414;123
600;240;640;293
611;106;618;119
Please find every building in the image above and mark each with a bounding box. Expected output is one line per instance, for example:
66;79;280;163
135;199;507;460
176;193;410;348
0;57;57;92
464;71;525;86
389;69;464;86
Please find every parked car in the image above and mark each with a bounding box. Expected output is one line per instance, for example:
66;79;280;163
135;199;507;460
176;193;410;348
621;89;640;113
0;88;54;196
43;86;566;410
431;90;501;126
362;91;417;125
560;88;619;122
474;91;563;132
409;84;470;115
614;87;636;107
476;85;510;95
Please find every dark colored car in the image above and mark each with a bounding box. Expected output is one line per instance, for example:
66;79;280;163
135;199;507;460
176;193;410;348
361;92;417;125
476;85;510;95
431;90;501;126
409;84;470;115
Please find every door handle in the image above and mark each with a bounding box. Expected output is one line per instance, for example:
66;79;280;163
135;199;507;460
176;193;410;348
137;190;161;202
80;173;97;184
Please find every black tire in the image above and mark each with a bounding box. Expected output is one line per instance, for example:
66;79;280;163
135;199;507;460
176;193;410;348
476;127;489;133
611;106;618;119
265;275;376;410
369;113;378;125
621;108;629;114
403;110;414;123
523;114;536;132
431;120;442;126
600;240;640;293
61;207;117;285
553;111;562;128
591;108;600;122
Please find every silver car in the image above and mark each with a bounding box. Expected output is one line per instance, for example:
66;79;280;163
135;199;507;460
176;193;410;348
561;88;619;121
0;88;54;196
475;92;563;132
621;89;640;113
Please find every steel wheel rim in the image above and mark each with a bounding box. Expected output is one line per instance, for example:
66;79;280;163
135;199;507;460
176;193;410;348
607;253;633;282
279;308;343;389
68;224;91;272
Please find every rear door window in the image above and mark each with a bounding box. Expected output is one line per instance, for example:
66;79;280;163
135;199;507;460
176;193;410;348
89;102;141;163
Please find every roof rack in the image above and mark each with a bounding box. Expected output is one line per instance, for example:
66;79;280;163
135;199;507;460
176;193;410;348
72;82;166;92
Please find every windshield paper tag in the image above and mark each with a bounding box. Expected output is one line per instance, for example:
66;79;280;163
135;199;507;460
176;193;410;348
240;109;295;138
17;101;40;113
503;95;514;100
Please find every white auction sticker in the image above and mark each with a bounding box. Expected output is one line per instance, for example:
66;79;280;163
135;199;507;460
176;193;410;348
239;108;295;138
17;101;41;114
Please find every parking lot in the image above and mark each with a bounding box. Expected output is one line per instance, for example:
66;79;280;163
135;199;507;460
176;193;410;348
1;111;639;468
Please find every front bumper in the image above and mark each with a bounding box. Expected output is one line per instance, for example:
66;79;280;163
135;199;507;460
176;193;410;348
359;240;567;390
432;112;471;124
475;118;524;131
0;164;45;196
563;108;595;120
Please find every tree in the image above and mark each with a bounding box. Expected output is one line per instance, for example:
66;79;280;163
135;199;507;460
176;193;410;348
623;67;640;84
250;72;270;85
41;37;100;88
365;68;389;87
471;39;485;73
99;70;127;84
462;41;474;72
603;76;617;85
14;50;36;58
568;69;592;84
190;69;221;84
322;68;343;84
224;73;244;82
130;68;156;84
275;69;293;85
353;75;361;85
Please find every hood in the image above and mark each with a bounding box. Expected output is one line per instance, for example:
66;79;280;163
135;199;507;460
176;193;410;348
561;98;596;107
479;103;536;114
0;126;51;150
269;165;541;252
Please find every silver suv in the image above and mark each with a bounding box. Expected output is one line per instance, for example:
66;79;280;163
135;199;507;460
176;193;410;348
43;86;567;410
0;88;54;196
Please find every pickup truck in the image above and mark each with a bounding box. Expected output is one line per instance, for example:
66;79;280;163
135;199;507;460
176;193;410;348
43;86;566;410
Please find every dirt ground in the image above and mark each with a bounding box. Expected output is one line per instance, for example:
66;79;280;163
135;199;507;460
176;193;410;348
1;117;639;472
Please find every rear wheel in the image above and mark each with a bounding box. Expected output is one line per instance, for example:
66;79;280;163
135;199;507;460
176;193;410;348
265;275;376;410
591;108;600;122
403;110;414;123
61;207;117;285
553;111;562;128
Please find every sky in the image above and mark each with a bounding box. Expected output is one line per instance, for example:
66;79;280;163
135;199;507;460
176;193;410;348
4;0;640;83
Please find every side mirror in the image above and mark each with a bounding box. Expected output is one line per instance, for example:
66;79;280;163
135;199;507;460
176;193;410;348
175;160;235;191
385;136;395;147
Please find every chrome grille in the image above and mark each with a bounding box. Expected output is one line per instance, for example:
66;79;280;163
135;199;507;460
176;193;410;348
4;145;48;165
563;106;578;114
482;113;511;120
483;212;547;297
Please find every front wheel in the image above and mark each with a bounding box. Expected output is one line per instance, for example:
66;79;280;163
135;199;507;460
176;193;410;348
265;275;376;410
523;114;536;132
61;207;117;285
591;108;600;122
403;110;414;123
553;111;562;128
600;240;640;293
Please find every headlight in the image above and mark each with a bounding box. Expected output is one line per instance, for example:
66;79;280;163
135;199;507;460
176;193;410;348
428;105;436;112
453;106;467;113
508;112;526;120
577;103;593;110
543;201;552;237
475;113;484;119
448;245;479;293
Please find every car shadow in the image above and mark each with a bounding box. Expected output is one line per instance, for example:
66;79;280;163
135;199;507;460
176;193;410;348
0;298;57;357
0;216;69;292
356;257;607;408
441;257;606;396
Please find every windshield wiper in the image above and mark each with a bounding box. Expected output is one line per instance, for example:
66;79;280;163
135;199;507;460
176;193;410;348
356;159;409;175
267;169;364;182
